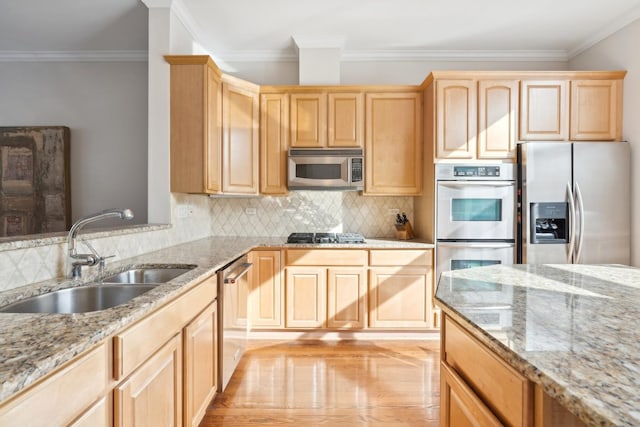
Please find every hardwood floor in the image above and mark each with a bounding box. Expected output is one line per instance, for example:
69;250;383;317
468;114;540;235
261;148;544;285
200;340;441;426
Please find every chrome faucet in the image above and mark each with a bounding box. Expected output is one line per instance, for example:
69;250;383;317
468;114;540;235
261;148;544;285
67;208;134;279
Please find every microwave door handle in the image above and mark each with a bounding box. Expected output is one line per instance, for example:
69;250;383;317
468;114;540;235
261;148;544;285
439;181;514;187
574;182;585;263
344;158;351;184
566;182;576;263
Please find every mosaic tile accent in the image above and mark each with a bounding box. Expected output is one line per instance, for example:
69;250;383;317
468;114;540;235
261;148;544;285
0;191;413;291
207;191;413;238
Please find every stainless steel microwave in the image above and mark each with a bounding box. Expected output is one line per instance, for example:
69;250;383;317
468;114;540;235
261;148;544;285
288;149;364;191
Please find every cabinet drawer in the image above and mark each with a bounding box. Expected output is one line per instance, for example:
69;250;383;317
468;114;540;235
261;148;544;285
0;340;110;427
444;316;532;426
286;249;367;266
369;249;431;267
113;275;217;380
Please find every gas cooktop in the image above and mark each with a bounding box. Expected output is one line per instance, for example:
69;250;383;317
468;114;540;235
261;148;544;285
286;232;366;244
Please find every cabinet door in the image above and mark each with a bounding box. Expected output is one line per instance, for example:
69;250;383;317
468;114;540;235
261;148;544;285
222;82;259;194
183;302;217;427
115;334;182;427
436;80;477;159
205;65;223;193
290;93;327;147
327;267;367;329
70;394;111;427
328;92;364;147
478;80;518;160
365;92;422;195
570;79;622;141
520;80;569;140
285;267;327;328
368;267;430;328
441;362;502;427
249;250;283;328
260;93;289;195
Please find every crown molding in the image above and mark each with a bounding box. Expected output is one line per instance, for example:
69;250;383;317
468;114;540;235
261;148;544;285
215;49;568;63
140;0;173;8
292;35;345;53
0;50;148;62
568;5;640;59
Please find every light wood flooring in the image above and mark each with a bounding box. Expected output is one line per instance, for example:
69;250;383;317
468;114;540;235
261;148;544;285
200;340;441;426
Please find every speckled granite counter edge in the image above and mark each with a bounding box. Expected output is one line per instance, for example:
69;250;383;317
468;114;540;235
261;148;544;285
0;236;434;403
435;298;610;427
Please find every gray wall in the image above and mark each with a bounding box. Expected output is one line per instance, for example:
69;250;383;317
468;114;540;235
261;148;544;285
0;61;148;225
569;18;640;266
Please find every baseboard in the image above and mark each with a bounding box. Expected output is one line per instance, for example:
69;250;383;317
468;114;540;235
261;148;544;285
248;329;441;341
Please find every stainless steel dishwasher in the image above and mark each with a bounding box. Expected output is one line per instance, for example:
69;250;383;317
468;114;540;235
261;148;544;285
217;254;252;392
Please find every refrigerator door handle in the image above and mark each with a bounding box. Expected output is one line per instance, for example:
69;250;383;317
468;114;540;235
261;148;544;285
575;182;585;263
566;182;576;263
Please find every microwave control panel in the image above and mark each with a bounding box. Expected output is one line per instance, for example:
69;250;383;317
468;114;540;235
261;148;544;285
351;158;363;182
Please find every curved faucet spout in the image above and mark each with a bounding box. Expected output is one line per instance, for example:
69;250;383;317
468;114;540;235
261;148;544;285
67;208;134;279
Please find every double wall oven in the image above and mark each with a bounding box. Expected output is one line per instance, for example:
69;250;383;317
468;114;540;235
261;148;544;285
435;164;516;279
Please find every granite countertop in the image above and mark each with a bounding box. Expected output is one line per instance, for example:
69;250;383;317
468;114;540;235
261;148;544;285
435;264;640;427
0;235;433;403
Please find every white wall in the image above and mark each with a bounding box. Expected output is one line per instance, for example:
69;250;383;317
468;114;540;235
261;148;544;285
223;58;568;85
569;18;640;266
0;61;148;226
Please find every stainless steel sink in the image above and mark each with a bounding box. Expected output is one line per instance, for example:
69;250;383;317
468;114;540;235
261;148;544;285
0;284;157;314
102;267;193;284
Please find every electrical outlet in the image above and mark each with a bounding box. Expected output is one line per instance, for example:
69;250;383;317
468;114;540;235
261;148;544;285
245;207;257;215
387;208;400;215
176;205;189;218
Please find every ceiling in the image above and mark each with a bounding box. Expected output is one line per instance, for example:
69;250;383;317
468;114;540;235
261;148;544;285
1;0;640;61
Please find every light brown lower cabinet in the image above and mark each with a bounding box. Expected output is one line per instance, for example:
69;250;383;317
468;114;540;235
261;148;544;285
114;334;183;427
183;301;218;427
249;250;283;328
0;275;219;427
70;394;112;427
440;362;502;427
0;340;111;427
285;266;327;328
327;267;367;329
441;313;585;427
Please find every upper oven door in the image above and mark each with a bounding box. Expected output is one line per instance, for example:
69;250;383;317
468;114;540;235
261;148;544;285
437;180;515;240
288;155;350;189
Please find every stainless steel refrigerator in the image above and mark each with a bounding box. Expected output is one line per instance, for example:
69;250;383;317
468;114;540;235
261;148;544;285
517;141;630;264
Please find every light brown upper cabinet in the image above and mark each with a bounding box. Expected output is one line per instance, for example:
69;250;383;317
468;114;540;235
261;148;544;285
290;92;363;148
290;92;326;148
435;79;477;159
425;74;518;162
478;80;518;160
166;56;259;195
166;55;222;193
260;93;289;195
328;92;364;147
365;92;422;195
520;79;569;141
221;75;259;194
570;79;622;141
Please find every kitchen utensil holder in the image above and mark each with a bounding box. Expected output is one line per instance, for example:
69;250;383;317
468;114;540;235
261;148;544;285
394;221;415;240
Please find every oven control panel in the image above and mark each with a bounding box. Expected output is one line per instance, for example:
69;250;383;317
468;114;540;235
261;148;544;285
453;166;501;177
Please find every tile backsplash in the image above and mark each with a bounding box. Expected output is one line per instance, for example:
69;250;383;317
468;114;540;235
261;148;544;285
0;191;413;291
207;191;413;238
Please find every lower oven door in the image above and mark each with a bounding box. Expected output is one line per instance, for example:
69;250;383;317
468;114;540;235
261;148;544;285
436;241;515;280
437;181;515;240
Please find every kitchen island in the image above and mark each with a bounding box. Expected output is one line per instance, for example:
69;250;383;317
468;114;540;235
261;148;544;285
435;263;640;427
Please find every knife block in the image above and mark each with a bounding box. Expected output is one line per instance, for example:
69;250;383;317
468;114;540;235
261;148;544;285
394;221;415;240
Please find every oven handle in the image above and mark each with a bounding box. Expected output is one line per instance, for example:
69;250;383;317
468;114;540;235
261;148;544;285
223;262;253;284
437;242;514;249
438;181;515;187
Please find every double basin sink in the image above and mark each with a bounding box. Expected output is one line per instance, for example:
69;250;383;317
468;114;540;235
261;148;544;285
0;267;194;314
